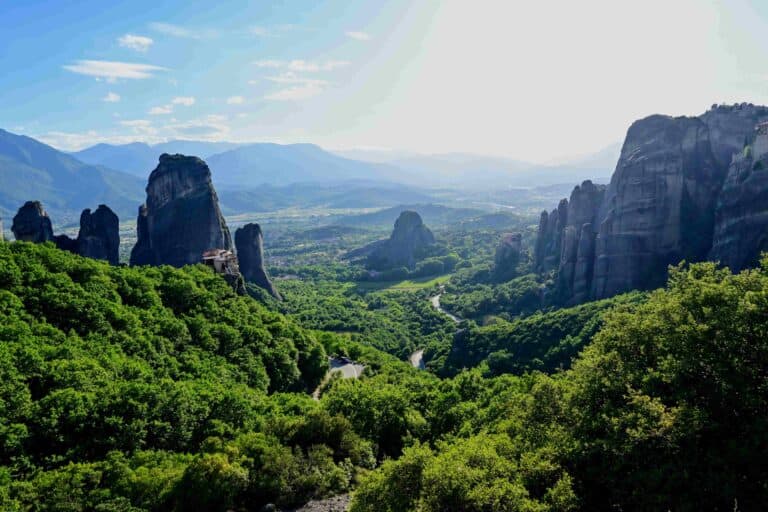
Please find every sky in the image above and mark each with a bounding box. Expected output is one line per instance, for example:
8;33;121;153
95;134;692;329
3;0;768;162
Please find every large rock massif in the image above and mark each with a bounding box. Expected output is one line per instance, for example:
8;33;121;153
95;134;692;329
493;232;522;281
235;223;281;300
54;205;120;264
11;201;54;243
10;201;120;265
367;210;436;270
130;154;233;267
535;103;768;304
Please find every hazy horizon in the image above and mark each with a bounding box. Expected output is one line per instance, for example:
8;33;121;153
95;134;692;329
4;0;768;163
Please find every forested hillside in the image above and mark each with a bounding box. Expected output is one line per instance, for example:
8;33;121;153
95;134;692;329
1;242;766;511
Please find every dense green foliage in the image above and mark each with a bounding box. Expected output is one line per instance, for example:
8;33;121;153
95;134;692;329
352;261;768;511
279;279;454;360
3;237;767;511
0;242;375;510
436;292;645;377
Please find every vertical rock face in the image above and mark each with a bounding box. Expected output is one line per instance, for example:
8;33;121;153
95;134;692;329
493;232;522;281
12;201;54;242
77;205;120;264
367;210;436;270
557;181;605;302
130;154;233;267
709;127;768;271
534;199;568;272
235;223;281;300
534;103;768;304
592;115;723;299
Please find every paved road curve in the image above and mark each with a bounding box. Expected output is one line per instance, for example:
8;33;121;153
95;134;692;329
312;357;365;400
410;288;463;370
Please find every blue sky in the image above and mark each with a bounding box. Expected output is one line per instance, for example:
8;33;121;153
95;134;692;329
3;0;768;162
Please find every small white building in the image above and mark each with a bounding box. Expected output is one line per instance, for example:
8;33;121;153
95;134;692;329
202;249;239;275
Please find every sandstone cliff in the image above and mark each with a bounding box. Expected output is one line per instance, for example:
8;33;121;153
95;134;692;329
535;103;768;304
493;232;522;282
76;205;120;264
130;154;233;267
709;131;768;271
367;210;436;270
235;223;281;300
12;201;54;243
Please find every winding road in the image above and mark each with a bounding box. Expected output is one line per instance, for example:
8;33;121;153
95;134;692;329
410;288;462;370
312;357;366;400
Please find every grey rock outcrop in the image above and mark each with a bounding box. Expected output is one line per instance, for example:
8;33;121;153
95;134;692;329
26;203;122;264
130;154;233;267
534;103;768;304
235;223;281;300
77;205;120;264
12;201;54;242
493;232;522;281
534;199;568;273
557;180;605;302
367;211;436;270
709;127;768;271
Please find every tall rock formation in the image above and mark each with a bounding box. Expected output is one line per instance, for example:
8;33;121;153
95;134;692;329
130;154;233;267
534;103;768;304
235;223;281;300
12;201;54;242
709;122;768;271
493;232;522;282
76;205;120;264
557;181;605;303
534;199;568;272
367;210;436;270
592;115;724;299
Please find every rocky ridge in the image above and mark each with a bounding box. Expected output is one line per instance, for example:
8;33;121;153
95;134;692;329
535;103;768;304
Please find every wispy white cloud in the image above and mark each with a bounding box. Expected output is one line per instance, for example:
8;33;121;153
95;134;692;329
253;59;349;72
149;22;217;39
253;59;285;69
171;96;195;106
149;105;173;115
64;60;165;81
118;34;153;52
165;114;230;140
265;72;328;86
226;96;245;105
346;31;371;41
102;92;121;103
37;130;162;151
120;119;158;135
149;96;195;115
264;82;325;101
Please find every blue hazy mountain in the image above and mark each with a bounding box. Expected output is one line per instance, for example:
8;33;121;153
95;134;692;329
0;129;144;224
72;140;243;178
206;143;398;187
335;144;621;187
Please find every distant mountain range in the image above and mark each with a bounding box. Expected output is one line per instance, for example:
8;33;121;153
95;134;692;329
0;128;621;229
0;129;143;225
69;139;620;189
72;140;242;178
334;145;621;188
